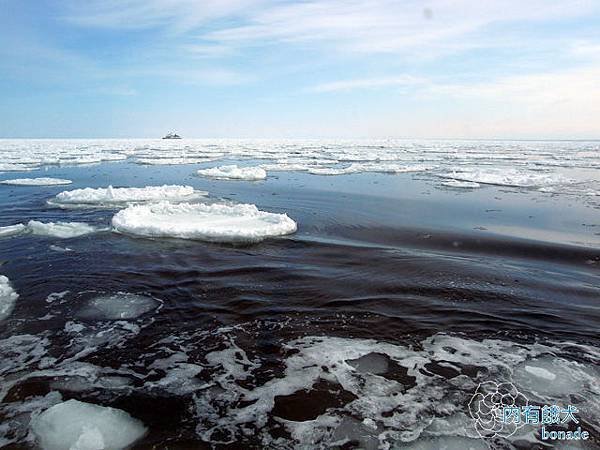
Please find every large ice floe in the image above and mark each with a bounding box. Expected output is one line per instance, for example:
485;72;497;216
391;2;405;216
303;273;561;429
112;201;297;243
27;220;100;238
0;276;18;321
197;164;267;181
31;399;147;450
0;177;72;186
77;293;162;320
48;185;205;209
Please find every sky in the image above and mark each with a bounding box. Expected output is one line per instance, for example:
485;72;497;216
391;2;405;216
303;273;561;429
1;0;600;139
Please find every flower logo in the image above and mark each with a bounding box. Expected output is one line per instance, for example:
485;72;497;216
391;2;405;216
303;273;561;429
468;381;529;440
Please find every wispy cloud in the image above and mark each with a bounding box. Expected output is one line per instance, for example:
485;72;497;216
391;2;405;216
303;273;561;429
311;76;426;92
62;0;265;32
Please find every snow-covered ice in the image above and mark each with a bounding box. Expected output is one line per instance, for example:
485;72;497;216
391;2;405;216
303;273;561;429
30;399;147;450
78;293;161;320
0;177;72;186
112;201;297;243
49;185;205;208
0;224;27;238
28;220;100;238
197;164;267;181
0;276;18;321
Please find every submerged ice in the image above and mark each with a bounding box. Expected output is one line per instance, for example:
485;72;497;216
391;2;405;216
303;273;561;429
28;220;100;239
78;293;161;320
111;201;297;243
49;185;205;208
31;399;147;450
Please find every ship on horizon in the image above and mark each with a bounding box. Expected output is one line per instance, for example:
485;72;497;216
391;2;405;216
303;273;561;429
162;132;182;139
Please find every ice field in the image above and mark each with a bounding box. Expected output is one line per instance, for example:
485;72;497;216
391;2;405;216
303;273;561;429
0;139;598;449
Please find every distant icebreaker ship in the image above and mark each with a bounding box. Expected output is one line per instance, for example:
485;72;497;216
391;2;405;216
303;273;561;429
162;132;182;139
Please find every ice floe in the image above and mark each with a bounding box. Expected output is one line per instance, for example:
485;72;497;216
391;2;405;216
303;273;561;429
49;185;205;209
0;177;72;186
197;164;267;181
112;201;297;243
78;293;162;320
31;399;147;450
438;168;573;188
441;180;481;188
27;220;100;238
0;276;18;321
0;223;27;238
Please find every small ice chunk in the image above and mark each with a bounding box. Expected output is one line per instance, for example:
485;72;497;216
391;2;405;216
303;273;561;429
112;201;297;243
49;185;205;208
49;244;73;252
1;177;72;186
0;223;27;237
31;399;147;450
0;275;19;321
27;220;99;239
78;293;161;320
441;180;481;188
197;164;267;181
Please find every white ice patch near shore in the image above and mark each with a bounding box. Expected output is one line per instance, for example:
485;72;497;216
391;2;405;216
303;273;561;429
78;293;161;320
0;224;27;238
112;201;297;243
197;164;267;181
438;168;573;188
1;177;72;186
49;185;205;208
31;399;147;450
28;221;100;239
0;276;18;321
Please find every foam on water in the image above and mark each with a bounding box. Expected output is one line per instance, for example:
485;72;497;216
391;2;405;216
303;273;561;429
31;399;147;450
0;316;598;448
112;201;297;243
197;164;267;181
28;220;100;239
49;185;205;209
0;276;19;321
0;177;72;186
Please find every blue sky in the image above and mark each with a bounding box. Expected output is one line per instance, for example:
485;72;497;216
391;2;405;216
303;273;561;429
1;0;600;139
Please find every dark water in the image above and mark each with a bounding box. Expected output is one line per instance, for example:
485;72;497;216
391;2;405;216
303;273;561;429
0;161;599;449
